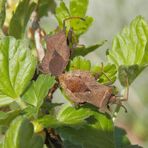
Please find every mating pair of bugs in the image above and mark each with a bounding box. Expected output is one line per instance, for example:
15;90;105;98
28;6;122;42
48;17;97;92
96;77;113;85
36;17;128;113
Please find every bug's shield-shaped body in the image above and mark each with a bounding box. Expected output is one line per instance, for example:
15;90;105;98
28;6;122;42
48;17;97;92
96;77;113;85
41;31;70;76
59;70;113;111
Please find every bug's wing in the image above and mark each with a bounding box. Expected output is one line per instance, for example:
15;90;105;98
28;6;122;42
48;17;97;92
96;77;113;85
49;51;67;76
41;31;70;76
59;71;91;103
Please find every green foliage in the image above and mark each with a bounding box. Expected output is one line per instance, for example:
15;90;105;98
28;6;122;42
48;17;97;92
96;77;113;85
118;65;144;86
56;106;115;148
23;105;38;119
69;56;117;84
0;37;36;107
0;0;6;28
57;105;93;126
70;0;88;16
55;1;70;27
8;0;56;38
0;0;144;147
9;0;36;39
115;127;142;148
69;56;91;71
37;105;115;147
107;16;148;86
91;64;117;84
1;116;44;148
37;115;60;128
0;110;20;127
108;16;148;66
37;0;56;17
38;105;93;128
71;40;106;58
23;74;56;109
115;127;131;147
55;0;93;37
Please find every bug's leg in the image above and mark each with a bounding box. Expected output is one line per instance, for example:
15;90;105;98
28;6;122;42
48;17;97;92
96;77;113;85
94;62;105;79
67;27;77;55
95;63;113;85
110;96;127;113
100;63;111;80
120;78;129;102
67;27;73;45
113;91;128;112
114;101;127;113
38;64;46;74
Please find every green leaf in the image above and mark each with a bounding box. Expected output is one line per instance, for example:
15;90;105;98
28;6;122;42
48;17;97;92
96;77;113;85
69;0;93;36
23;74;56;109
91;64;117;84
72;40;106;58
115;127;142;148
107;16;148;86
63;140;81;148
0;110;20;127
41;102;63;114
0;0;6;28
69;56;91;71
70;0;88;17
55;1;70;27
70;16;93;37
22;105;38;118
37;0;56;17
9;0;36;39
56;107;115;148
37;115;60;128
115;127;130;148
57;106;93;126
0;36;36;107
118;65;144;86
108;16;148;66
2;116;44;148
0;96;14;107
38;106;93;128
69;56;117;85
37;105;115;147
55;0;93;37
125;146;143;148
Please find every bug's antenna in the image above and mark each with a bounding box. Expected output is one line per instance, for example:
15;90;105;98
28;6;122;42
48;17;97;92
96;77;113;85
114;102;127;113
63;16;85;30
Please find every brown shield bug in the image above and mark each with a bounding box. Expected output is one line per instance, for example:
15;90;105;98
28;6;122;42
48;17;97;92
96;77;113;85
59;70;128;113
40;17;85;76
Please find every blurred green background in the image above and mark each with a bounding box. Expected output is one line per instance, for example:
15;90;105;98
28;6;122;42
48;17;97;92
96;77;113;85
6;0;148;147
